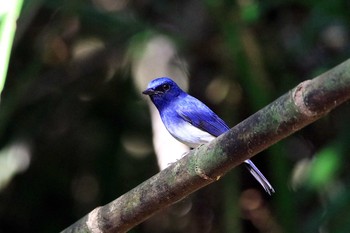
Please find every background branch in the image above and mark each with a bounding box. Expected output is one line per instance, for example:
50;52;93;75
62;59;350;233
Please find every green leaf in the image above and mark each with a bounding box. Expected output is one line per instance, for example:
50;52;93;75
308;146;340;189
0;0;24;96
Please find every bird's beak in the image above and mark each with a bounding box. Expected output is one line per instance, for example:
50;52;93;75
142;88;155;95
142;88;161;95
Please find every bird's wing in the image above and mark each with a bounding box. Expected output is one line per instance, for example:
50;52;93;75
177;97;230;137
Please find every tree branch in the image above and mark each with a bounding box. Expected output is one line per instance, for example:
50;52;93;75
61;59;350;233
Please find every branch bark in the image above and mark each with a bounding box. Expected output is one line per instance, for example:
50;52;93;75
61;59;350;233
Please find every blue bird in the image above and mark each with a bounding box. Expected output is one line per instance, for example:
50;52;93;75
143;77;275;195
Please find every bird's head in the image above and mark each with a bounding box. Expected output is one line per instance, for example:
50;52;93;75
142;77;185;110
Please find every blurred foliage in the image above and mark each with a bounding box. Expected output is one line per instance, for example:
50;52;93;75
0;0;350;233
0;0;24;94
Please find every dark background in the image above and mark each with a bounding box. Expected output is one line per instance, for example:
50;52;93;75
1;0;350;232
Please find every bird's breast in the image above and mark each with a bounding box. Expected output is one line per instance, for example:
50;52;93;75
163;118;216;148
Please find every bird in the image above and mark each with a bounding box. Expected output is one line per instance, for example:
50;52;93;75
143;77;275;195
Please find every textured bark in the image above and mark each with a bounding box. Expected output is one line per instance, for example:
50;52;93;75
61;59;350;233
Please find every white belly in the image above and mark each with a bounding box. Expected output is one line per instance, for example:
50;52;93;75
166;120;216;148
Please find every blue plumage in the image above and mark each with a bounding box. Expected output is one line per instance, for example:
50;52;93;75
143;77;274;195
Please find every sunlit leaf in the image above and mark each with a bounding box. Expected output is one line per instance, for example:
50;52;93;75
307;146;340;189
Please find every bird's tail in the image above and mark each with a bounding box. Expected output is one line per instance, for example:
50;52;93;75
244;159;275;195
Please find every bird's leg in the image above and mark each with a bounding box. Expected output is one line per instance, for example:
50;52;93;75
194;144;205;153
166;150;190;167
166;144;205;167
182;144;204;157
181;150;190;157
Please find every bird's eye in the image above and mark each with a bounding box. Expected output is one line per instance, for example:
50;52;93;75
162;84;170;91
